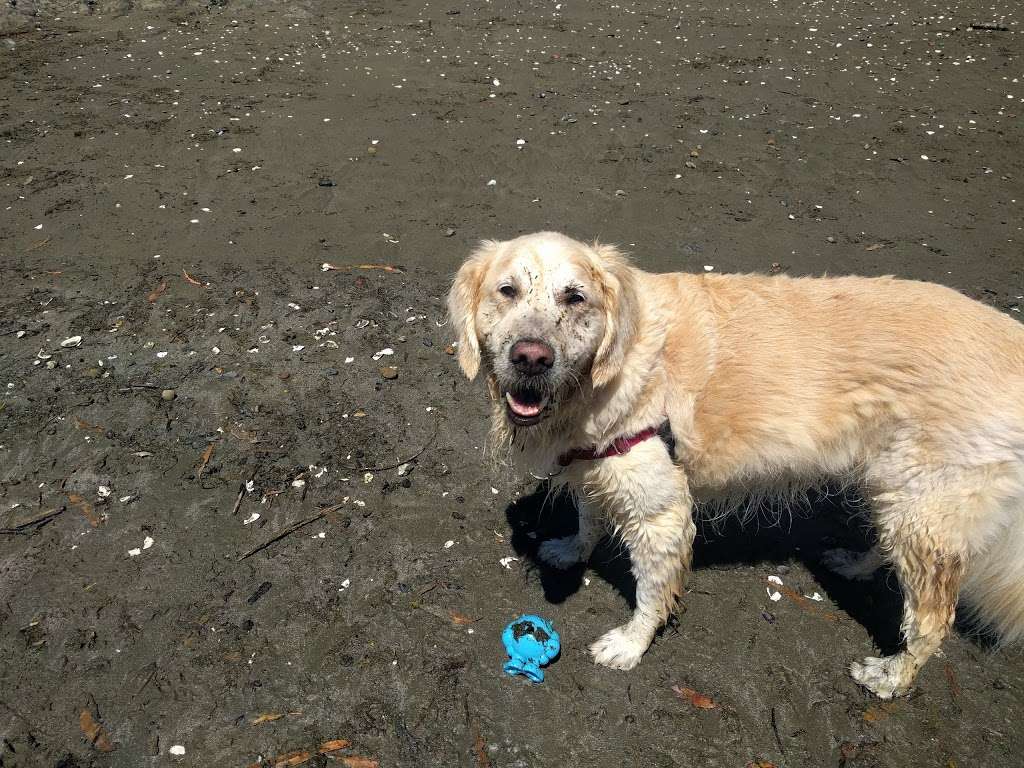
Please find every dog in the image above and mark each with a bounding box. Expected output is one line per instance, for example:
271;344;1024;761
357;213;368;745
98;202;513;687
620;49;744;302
447;231;1024;698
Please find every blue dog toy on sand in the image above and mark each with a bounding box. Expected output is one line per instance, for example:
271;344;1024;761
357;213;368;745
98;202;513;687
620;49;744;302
502;615;560;682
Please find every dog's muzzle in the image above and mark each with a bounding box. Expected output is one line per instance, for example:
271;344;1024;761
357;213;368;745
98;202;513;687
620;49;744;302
504;338;555;426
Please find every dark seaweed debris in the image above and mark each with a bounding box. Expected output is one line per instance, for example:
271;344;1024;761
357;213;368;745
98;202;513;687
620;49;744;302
512;620;550;644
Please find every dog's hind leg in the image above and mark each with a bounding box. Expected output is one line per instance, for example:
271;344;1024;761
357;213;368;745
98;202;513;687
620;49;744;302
588;443;696;670
850;494;966;698
852;453;1024;697
538;498;601;569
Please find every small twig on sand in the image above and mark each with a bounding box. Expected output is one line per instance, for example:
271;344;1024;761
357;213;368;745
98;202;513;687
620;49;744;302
196;444;215;481
322;262;406;274
230;484;246;516
0;507;65;534
133;663;158;698
231;468;260;516
343;417;440;472
237;502;345;560
771;706;786;756
968;23;1009;31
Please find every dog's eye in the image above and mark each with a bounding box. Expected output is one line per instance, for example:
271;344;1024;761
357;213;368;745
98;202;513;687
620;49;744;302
498;284;517;299
565;289;586;306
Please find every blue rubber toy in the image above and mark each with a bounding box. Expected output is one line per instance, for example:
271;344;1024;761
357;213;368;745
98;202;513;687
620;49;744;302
502;614;560;682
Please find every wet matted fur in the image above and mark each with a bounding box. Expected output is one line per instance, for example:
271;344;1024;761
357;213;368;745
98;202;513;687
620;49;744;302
447;231;1024;698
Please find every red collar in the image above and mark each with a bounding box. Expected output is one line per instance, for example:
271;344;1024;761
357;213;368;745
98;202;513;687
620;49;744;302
558;426;662;467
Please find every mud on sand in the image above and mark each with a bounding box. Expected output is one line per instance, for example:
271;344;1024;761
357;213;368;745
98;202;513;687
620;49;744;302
1;0;1023;766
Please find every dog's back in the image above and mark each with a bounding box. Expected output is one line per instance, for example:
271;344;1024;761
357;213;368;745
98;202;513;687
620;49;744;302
658;272;1024;482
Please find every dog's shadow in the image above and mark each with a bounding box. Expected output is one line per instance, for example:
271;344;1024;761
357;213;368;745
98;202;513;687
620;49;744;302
505;484;917;654
505;487;637;609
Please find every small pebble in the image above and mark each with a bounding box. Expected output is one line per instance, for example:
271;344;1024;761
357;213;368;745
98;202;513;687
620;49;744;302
161;389;176;401
380;366;398;380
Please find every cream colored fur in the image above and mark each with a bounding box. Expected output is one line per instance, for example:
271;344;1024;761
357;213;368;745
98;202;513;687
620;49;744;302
448;231;1024;698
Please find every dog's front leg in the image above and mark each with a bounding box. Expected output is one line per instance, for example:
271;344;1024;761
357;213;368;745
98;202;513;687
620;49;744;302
588;445;695;670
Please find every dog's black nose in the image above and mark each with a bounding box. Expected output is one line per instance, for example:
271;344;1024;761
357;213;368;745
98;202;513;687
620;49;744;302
510;339;554;376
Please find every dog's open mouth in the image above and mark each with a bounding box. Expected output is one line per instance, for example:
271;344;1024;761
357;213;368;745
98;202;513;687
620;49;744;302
504;388;551;426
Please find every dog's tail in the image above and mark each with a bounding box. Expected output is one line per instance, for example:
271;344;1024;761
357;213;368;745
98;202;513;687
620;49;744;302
960;500;1024;644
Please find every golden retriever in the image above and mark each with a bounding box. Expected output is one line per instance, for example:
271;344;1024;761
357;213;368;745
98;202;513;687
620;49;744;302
447;231;1024;698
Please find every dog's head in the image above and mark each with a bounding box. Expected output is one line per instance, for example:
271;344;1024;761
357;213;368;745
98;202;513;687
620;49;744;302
447;232;636;427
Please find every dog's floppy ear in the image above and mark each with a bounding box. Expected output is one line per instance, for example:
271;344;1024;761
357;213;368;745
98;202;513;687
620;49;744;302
590;242;638;389
447;240;499;380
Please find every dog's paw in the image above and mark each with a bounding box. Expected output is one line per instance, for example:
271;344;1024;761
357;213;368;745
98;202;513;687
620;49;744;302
822;548;880;581
849;655;911;699
537;536;587;569
589;626;649;670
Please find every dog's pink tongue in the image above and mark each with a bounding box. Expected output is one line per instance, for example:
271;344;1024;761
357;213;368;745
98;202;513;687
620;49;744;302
508;394;542;417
